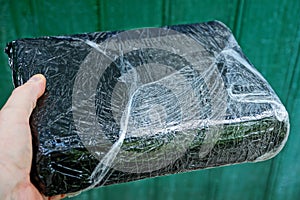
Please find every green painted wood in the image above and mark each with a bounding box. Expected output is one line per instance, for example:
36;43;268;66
0;0;299;199
0;0;16;108
167;0;238;29
235;1;300;200
100;0;164;31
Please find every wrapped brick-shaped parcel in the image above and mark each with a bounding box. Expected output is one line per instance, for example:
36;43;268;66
5;21;289;196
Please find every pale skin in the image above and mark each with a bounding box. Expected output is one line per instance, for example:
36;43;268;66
0;74;65;200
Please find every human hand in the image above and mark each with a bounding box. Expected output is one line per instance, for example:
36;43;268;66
0;74;65;200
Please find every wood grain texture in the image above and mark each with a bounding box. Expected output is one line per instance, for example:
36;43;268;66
0;0;299;199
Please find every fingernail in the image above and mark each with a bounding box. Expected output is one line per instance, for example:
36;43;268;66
28;75;42;82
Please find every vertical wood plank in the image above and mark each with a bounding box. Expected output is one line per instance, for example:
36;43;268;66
266;45;300;199
29;0;99;36
0;0;14;108
167;0;238;29
100;0;164;31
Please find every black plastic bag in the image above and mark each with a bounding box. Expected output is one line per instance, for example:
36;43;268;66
5;21;289;196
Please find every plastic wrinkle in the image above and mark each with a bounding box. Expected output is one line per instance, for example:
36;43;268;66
81;36;289;192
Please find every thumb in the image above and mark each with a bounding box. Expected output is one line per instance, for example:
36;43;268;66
0;74;46;123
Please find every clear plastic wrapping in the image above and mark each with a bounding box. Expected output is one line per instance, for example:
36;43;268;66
5;21;289;196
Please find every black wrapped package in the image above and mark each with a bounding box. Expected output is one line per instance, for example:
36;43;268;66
5;21;289;196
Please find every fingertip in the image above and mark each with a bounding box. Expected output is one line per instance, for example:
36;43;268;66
28;74;45;82
0;74;47;119
27;74;46;98
37;74;46;98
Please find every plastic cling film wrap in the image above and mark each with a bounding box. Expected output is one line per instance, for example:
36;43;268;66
5;21;289;196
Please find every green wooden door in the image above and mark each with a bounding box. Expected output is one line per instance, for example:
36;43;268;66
1;0;299;199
